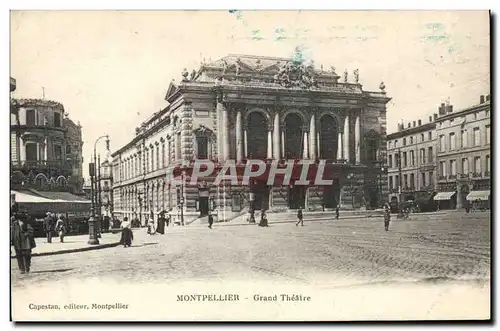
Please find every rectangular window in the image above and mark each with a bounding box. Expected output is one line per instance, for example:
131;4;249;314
394;140;398;148
428;132;432;140
403;152;407;167
485;125;490;144
440;161;447;177
197;137;209;159
403;138;406;146
54;145;62;161
428;147;433;163
410;150;415;166
403;174;408;189
389;176;393;189
25;143;38;161
450;160;456;176
474;156;481;173
462;158;469;174
409;173;415;189
388;141;392;149
421;172;426;187
410;136;414;144
449;132;456;150
26;109;36;126
54;112;61;127
440;135;445;152
461;130;467;149
421;134;424;142
395;175;400;189
388;155;393;168
420;148;426;164
429;171;434;186
161;143;165;168
156;146;160;171
473;127;480;146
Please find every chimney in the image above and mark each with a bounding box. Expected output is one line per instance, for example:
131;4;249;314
438;103;446;115
446;105;453;113
433;113;438;121
407;123;411;129
429;116;433;122
418;119;422;126
480;95;485;104
413;121;416;127
486;94;490;102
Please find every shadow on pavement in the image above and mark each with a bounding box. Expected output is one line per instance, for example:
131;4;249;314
30;268;73;274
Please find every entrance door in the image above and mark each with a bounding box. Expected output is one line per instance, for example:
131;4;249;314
252;182;269;211
199;197;209;216
288;186;306;209
323;186;337;209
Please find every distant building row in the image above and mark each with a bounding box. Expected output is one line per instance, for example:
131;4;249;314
386;94;491;209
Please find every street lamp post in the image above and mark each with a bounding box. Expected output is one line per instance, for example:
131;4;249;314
89;135;109;244
88;162;99;245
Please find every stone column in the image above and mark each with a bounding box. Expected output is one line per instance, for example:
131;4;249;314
317;132;321;159
281;127;285;159
44;137;48;161
267;125;273;159
302;129;309;159
36;142;40;161
337;132;343;160
165;137;170;166
236;111;243;163
309;114;316;160
216;94;224;162
243;126;248;158
344;115;350;163
222;105;230;161
19;138;26;162
273;113;280;160
355;115;361;164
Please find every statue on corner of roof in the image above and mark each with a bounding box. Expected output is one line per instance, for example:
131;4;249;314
181;68;189;81
344;69;348;83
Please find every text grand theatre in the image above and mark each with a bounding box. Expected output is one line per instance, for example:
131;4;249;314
111;53;390;223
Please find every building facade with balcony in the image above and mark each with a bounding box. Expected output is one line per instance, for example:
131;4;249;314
434;95;491;209
386;117;438;208
111;53;390;223
10;98;84;194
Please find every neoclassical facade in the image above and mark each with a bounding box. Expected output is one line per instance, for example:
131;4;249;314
111;54;390;223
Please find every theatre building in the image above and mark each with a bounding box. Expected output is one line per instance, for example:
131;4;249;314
111;54;390;223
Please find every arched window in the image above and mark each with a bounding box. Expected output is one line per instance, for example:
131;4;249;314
284;113;303;159
319;114;338;159
247;112;268;159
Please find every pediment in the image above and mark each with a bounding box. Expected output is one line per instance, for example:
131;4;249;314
165;82;179;101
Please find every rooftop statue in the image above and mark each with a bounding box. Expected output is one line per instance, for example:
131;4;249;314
344;69;348;83
181;68;189;81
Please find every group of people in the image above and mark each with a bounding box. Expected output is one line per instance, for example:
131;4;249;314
119;211;172;248
43;212;68;243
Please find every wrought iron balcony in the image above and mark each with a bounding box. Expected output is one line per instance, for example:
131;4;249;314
448;174;457;180
472;172;482;178
11;160;73;174
438;175;447;180
484;171;490;177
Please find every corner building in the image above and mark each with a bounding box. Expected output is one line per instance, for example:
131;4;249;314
112;54;390;223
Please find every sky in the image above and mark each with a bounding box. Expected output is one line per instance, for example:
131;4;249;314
10;10;490;179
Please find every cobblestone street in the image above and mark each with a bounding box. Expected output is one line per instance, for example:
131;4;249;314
11;212;491;320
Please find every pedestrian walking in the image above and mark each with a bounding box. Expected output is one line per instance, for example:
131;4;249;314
335;206;339;220
384;203;391;231
55;214;67;243
258;211;269;227
120;217;133;247
157;211;166;234
208;213;214;229
147;216;156;235
43;212;55;243
11;212;36;274
295;208;304;226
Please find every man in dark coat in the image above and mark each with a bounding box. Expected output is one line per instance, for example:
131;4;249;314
295;208;304;226
11;213;36;274
208;213;214;229
43;212;55;243
157;211;166;234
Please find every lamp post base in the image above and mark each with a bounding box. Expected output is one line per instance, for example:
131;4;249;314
88;218;100;245
88;238;100;245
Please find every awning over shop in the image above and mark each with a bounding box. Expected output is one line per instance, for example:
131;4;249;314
433;191;456;201
466;190;490;201
11;190;56;203
33;191;91;204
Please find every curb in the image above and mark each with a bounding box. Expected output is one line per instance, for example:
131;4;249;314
11;241;121;259
208;214;385;227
